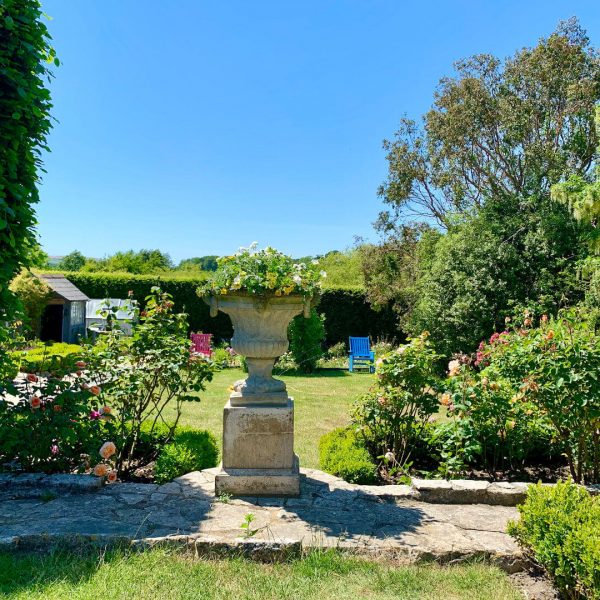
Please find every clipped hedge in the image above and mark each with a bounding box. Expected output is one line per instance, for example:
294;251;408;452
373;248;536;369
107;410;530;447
51;272;402;346
319;427;377;484
508;481;600;599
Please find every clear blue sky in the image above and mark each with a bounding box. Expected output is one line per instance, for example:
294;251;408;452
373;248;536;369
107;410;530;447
38;1;599;263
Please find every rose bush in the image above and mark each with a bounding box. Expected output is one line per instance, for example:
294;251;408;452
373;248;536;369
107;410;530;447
0;357;116;473
352;333;442;474
88;287;215;475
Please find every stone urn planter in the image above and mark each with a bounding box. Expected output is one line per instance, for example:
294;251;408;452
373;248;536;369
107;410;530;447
207;292;313;497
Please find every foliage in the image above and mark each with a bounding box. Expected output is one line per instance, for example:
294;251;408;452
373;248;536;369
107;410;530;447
154;427;219;483
11;341;82;374
478;310;600;483
0;0;55;379
352;333;441;469
378;19;599;227
552;106;600;252
0;359;114;473
57;250;86;272
326;341;346;358
63;271;400;347
366;19;598;357
508;481;600;599
178;255;219;272
319;427;377;484
87;287;215;475
287;308;325;373
200;243;325;299
438;352;556;477
317;287;400;347
80;249;174;274
0;0;55;309
8;270;52;338
317;250;364;289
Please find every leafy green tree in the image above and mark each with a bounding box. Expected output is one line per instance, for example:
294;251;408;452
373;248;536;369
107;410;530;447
379;18;598;227
0;0;55;374
59;250;86;272
367;19;598;355
178;256;219;272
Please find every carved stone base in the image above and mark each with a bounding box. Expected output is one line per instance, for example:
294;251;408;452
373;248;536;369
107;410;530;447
217;399;300;496
215;455;300;497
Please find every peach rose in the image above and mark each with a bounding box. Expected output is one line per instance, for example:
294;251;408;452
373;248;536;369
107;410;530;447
89;385;101;396
440;392;452;406
99;441;116;459
93;463;108;477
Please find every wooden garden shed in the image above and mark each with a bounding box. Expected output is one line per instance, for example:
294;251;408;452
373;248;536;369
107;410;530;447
39;274;89;343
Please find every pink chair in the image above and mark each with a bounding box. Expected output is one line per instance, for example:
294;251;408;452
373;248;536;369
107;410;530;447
190;333;213;357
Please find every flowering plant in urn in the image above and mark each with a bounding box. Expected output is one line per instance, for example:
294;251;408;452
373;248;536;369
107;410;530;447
199;244;326;404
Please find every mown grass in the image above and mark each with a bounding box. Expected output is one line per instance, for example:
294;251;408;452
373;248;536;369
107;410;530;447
0;549;523;600
167;368;376;469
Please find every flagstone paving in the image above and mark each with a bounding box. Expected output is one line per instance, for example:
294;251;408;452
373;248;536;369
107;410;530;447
0;468;524;571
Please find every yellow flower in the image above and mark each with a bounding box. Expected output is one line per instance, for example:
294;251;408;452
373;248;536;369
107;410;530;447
220;288;228;295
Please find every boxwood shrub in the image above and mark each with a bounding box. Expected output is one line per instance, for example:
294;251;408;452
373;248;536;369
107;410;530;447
508;481;600;599
154;427;219;484
319;427;377;484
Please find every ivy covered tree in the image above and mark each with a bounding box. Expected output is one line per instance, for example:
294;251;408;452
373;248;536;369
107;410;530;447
0;0;55;311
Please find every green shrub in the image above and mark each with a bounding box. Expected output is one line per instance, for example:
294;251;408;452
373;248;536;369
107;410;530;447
12;342;83;373
9;271;52;338
352;333;442;469
319;427;377;484
288;309;325;373
508;481;600;599
154;428;219;483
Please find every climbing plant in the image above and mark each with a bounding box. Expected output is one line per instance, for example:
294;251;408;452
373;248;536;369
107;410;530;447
0;0;56;310
0;0;55;375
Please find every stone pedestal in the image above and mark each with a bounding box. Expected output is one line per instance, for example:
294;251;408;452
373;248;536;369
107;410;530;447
215;399;300;496
206;293;312;497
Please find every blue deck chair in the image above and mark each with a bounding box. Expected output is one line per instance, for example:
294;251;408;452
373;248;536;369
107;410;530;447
349;336;375;373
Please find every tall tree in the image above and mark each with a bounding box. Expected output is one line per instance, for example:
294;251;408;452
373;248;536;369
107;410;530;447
378;18;599;228
369;19;599;355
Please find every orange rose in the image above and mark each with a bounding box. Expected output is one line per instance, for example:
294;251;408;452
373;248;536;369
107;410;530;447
89;385;101;396
26;373;38;383
545;330;554;341
99;441;117;459
29;395;41;409
107;470;118;483
440;393;452;406
93;463;108;477
99;406;112;415
75;361;86;368
53;404;62;412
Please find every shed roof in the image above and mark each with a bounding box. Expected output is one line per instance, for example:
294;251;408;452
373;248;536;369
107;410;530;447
40;274;89;302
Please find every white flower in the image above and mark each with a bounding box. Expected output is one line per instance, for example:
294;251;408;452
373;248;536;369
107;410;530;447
320;270;327;278
312;259;319;265
293;274;302;284
384;451;396;463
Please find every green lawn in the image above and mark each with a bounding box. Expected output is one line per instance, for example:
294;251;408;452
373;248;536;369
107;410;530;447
0;549;523;600
167;368;375;469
